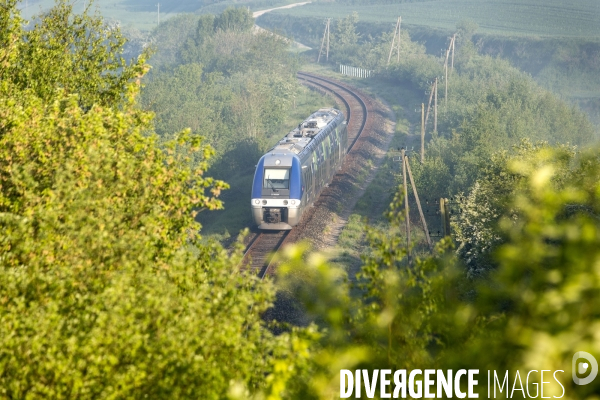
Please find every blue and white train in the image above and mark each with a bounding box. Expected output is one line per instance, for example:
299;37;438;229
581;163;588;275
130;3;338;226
251;108;348;230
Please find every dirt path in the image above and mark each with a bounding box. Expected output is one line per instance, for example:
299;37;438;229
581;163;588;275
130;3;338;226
252;2;312;18
252;2;312;51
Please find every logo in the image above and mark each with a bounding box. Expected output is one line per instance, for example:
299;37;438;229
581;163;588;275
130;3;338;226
572;351;598;385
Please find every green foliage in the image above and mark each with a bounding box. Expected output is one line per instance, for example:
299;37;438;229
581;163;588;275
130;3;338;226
2;0;148;110
403;47;595;199
447;145;600;398
256;13;325;48
276;193;464;397
333;12;360;49
456;18;478;44
142;7;300;180
146;13;202;69
384;51;442;88
0;2;313;398
214;7;254;32
277;144;600;399
453;140;577;277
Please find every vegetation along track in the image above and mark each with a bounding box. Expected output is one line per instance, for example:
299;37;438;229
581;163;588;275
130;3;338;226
242;72;390;275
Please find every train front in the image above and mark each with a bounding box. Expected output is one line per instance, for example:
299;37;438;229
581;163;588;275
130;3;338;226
251;153;303;230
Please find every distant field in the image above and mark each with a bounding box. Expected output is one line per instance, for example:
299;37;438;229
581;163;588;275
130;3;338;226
269;0;600;39
19;0;300;31
21;0;175;30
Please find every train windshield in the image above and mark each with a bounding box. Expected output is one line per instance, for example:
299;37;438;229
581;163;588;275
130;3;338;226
264;168;290;189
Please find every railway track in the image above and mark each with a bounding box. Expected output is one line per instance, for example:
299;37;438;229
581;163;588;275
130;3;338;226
241;73;372;277
242;230;290;279
297;72;370;153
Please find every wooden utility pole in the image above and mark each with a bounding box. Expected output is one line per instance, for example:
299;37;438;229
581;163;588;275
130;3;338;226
401;148;410;261
451;33;456;71
405;156;433;252
387;17;402;65
434;77;438;132
397;17;402;63
326;18;330;61
317;18;331;63
443;35;456;109
444;47;449;110
420;103;425;163
440;198;451;237
424;81;435;132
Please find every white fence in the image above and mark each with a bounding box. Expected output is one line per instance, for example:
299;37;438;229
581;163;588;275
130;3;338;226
339;64;373;78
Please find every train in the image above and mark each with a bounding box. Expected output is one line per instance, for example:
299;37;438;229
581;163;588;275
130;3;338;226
251;108;348;230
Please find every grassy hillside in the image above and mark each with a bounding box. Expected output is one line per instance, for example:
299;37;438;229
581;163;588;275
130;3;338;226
271;0;600;39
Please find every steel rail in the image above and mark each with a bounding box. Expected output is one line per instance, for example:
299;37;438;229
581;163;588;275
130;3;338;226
258;231;290;279
241;230;290;280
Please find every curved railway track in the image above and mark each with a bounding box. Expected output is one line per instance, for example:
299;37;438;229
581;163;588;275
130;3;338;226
297;72;370;154
241;73;372;279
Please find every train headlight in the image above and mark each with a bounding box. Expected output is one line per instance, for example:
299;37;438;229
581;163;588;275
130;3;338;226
290;200;296;205
262;200;267;205
254;199;260;205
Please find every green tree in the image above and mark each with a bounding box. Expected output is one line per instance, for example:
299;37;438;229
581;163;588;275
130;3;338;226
2;0;147;109
330;12;361;64
148;13;202;70
334;12;360;48
447;145;600;399
454;140;577;277
456;18;479;45
214;7;254;33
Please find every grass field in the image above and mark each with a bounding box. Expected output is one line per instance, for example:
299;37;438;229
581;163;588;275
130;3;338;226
20;0;301;31
270;0;600;39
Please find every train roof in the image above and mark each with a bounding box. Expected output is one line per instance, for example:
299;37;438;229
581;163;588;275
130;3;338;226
267;108;344;157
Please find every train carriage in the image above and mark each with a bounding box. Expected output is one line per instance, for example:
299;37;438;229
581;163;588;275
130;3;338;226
251;108;348;230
